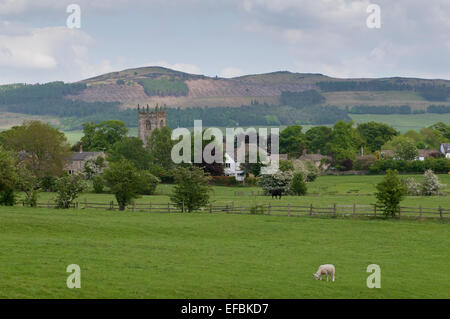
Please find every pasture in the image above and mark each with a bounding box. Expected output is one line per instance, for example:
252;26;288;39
0;206;449;299
1;174;449;298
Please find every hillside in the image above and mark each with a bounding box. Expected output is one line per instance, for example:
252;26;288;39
64;67;450;110
1;66;450;131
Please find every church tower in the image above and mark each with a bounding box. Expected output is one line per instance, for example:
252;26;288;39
138;104;167;147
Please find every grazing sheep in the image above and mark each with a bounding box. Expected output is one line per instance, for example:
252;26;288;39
313;264;335;282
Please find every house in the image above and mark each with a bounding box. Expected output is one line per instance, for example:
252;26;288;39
298;150;332;169
440;143;450;159
66;149;105;174
416;149;441;161
224;152;246;182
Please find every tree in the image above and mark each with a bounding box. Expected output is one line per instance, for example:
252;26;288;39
279;125;307;158
147;127;175;170
357;122;398;153
80;120;128;152
392;137;418;160
16;166;40;207
103;159;142;211
325;121;361;169
136;170;160;195
258;171;294;195
0;147;17;206
429;122;450;140
1;121;71;179
54;173;87;209
421;169;445;196
305;126;333;154
170;166;211;213
291;172;307;195
83;156;106;180
375;169;406;218
108;137;151;170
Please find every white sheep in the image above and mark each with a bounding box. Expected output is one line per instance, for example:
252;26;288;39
313;264;335;282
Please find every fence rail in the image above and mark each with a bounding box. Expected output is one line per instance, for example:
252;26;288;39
33;200;450;220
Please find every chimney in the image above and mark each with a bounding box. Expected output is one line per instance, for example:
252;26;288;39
302;149;307;155
79;142;83;153
317;149;321;155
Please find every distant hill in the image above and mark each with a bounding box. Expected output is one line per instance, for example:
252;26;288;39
62;66;450;111
1;66;450;131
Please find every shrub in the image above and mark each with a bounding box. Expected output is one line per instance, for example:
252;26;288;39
421;169;446;196
258;171;294;195
92;175;104;193
375;169;406;218
244;175;258;187
250;204;265;215
170;166;212;213
403;177;421;196
291;172;307;195
210;176;239;186
54;173;87;209
292;160;320;182
354;155;376;170
137;170;160;195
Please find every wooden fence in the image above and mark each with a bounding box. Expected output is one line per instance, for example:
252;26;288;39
35;200;450;220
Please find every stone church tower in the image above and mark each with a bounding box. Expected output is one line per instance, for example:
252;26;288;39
138;104;167;147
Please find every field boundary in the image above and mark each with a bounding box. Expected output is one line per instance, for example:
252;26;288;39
33;200;450;220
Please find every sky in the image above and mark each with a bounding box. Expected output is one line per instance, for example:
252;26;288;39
0;0;450;84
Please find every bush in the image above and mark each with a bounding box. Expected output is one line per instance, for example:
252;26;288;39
421;169;446;196
291;172;307;195
369;158;450;174
354;155;376;170
258;171;294;195
292;160;320;182
403;177;421;196
250;204;265;215
170;166;212;213
137;170;160;195
92;175;104;193
375;169;406;218
54;174;87;209
244;175;258;187
210;176;239;186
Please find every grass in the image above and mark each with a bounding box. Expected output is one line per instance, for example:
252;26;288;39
0;206;448;298
350;113;450;133
32;174;450;209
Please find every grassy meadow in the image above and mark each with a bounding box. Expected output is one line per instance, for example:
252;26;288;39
1;175;449;299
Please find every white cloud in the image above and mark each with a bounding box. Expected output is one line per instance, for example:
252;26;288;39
219;67;244;78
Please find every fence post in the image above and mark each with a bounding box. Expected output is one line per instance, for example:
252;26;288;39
398;206;401;219
226;204;229;214
439;206;443;220
288;203;291;217
149;202;152;213
232;201;234;213
309;204;313;216
168;202;171;213
268;203;271;215
374;205;377;218
132;201;136;212
210;204;212;214
182;201;185;213
419;205;422;219
333;203;337;217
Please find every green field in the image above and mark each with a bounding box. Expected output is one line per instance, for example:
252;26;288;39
1;205;449;298
350;113;450;133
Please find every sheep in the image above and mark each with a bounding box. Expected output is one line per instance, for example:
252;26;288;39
313;264;335;282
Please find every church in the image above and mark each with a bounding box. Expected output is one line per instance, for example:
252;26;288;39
137;104;167;147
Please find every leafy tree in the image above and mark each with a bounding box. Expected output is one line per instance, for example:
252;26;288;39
81;120;128;152
108;137;151;170
357;122;398;152
292;159;320;181
429;122;450;140
419;127;445;149
147;127;175;170
170;166;211;212
258;171;294;195
305;126;333;154
136;170;160;195
291;172;307;195
421;169;445;196
103;159;142;211
280;125;307;158
16;166;40;207
392;137;418;160
325;121;361;169
0;147;17;206
92;175;104;194
54;173;87;209
375;169;406;218
0;121;71;178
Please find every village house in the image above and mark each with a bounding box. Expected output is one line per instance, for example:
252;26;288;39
298;150;332;170
65;146;105;174
440;143;450;159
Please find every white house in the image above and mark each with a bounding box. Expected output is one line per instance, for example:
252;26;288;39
224;152;245;181
440;143;450;159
